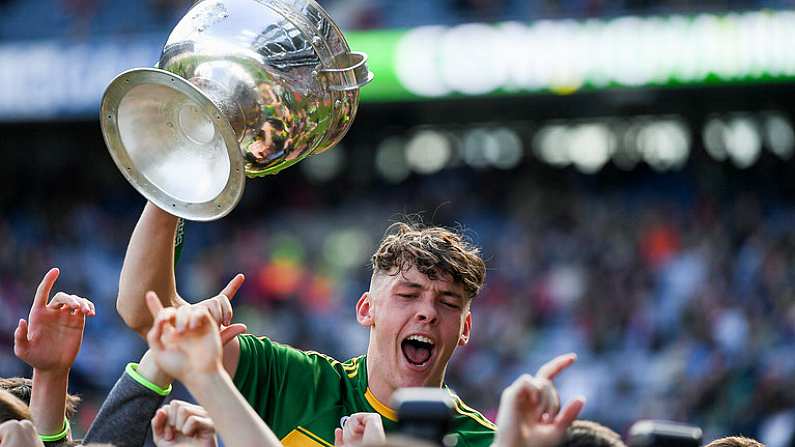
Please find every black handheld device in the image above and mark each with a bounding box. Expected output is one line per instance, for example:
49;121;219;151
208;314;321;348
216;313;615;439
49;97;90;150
628;420;703;447
392;388;454;446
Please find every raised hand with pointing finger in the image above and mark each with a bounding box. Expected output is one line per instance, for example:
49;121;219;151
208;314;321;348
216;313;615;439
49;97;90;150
193;274;245;328
491;353;585;447
14;268;95;374
13;267;96;440
143;290;283;447
145;291;224;381
532;353;579;421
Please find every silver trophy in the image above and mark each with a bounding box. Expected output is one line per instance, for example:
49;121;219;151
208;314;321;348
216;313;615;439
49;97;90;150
100;0;372;221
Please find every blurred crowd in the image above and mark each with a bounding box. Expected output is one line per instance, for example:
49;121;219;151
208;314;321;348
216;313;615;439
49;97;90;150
1;157;794;444
0;0;787;41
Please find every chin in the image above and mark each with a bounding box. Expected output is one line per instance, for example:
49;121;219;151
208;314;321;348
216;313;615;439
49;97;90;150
397;360;441;387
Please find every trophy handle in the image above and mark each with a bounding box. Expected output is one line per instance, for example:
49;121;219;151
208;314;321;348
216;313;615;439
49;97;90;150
316;52;374;92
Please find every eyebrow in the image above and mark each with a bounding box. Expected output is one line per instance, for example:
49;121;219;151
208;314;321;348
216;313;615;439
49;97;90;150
395;280;464;300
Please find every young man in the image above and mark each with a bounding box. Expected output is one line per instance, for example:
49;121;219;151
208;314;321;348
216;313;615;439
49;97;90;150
116;203;574;447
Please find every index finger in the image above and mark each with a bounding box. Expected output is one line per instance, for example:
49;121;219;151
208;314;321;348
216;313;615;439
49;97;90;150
536;353;577;381
220;274;245;301
146;291;165;318
152;408;169;436
33;268;60;309
334;428;344;447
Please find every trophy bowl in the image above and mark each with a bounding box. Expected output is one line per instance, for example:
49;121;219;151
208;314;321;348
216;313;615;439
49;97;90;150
100;0;372;221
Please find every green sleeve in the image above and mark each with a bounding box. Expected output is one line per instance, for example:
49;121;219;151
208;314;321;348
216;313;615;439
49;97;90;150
232;334;341;438
455;429;495;447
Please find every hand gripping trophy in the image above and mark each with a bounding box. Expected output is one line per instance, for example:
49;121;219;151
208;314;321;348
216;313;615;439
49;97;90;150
100;0;372;221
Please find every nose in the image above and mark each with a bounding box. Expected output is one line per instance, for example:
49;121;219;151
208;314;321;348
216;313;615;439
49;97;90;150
415;298;438;325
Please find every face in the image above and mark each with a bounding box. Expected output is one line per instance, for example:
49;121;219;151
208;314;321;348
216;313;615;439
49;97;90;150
357;266;472;394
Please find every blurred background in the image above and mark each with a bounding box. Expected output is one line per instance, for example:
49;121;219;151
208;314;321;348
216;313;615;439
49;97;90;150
2;0;795;445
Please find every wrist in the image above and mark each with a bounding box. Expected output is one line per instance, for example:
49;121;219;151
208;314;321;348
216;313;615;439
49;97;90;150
490;431;515;447
30;370;70;438
136;351;173;388
125;363;172;396
182;364;226;391
32;368;70;380
31;369;70;394
38;418;70;442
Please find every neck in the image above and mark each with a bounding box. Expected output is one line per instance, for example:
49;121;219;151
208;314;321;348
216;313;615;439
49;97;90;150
365;346;397;406
365;342;447;407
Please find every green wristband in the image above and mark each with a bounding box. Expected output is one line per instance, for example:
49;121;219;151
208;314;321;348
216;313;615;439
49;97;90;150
125;362;173;396
39;418;69;442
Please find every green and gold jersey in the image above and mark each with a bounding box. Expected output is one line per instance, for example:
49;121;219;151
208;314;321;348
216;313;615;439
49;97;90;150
233;334;496;447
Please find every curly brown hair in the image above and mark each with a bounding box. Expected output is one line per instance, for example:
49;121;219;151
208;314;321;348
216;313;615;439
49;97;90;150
562;420;627;447
705;437;765;447
371;222;486;299
0;389;30;423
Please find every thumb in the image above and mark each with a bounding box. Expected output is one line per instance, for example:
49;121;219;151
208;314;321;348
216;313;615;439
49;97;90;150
335;428;344;447
220;323;247;345
145;291;164;318
13;319;29;356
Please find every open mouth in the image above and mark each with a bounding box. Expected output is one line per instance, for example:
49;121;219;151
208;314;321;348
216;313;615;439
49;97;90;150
401;334;435;367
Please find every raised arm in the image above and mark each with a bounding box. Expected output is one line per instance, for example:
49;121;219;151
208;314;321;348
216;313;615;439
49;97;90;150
14;268;95;442
144;293;281;447
83;318;245;447
117;202;183;336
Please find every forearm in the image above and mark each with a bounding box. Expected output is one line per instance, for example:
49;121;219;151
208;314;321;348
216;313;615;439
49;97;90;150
185;369;281;447
117;201;184;336
83;354;172;447
30;370;69;438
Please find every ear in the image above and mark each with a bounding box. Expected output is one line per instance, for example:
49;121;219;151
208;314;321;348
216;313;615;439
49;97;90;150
458;310;472;347
356;292;374;327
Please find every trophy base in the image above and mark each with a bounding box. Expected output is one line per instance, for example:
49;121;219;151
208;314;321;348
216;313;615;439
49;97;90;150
101;68;245;222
